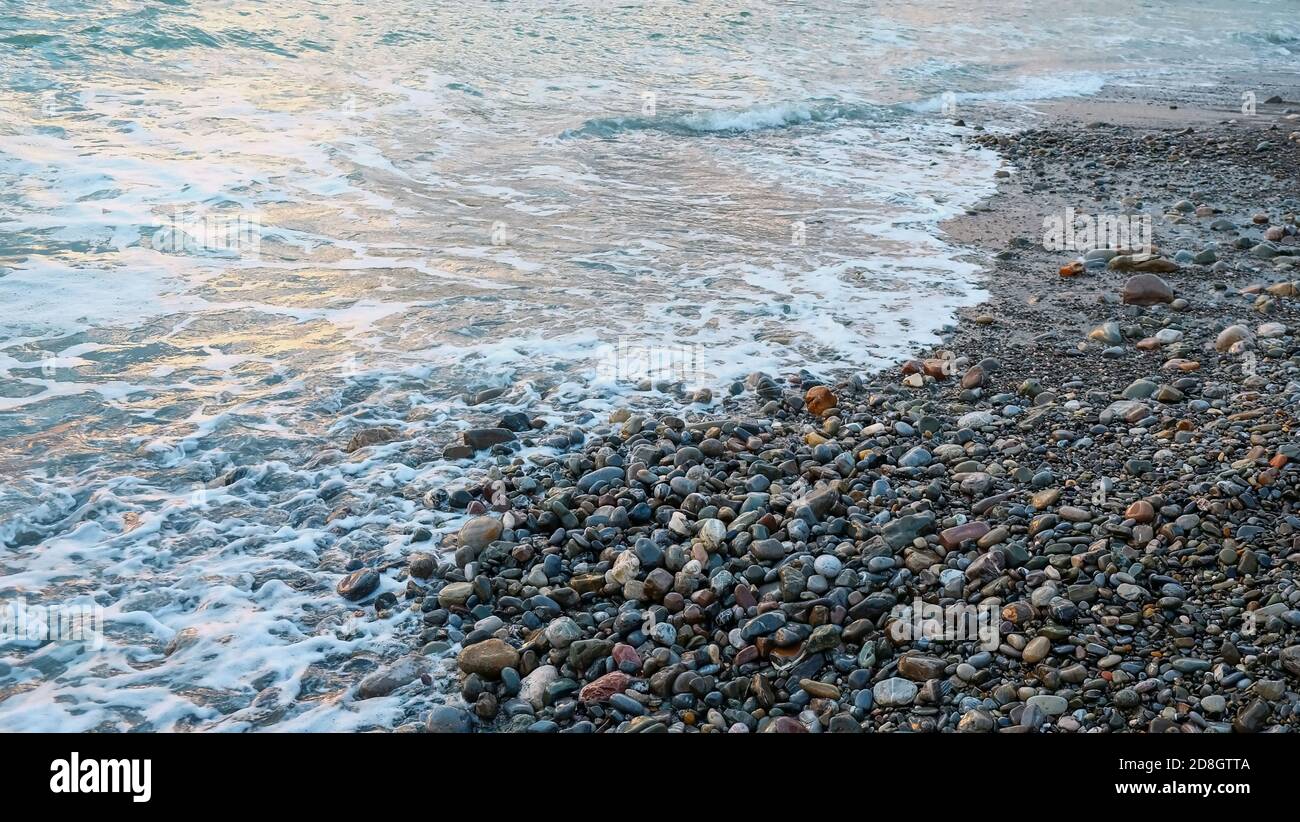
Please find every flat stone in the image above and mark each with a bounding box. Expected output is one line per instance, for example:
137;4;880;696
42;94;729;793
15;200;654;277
357;656;425;699
741;611;786;641
579;671;632;703
1025;694;1068;716
873;677;918;707
576;466;623;492
799;679;841;699
898;654;948;681
883;511;936;549
939;521;990;550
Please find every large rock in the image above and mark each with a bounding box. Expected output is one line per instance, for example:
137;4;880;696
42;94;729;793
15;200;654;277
1119;273;1175;305
696;518;728;550
1089;322;1123;345
567;639;613;671
957;410;995;429
1026;694;1068;716
457;638;518;679
1022;636;1051;665
1281;645;1300;678
458;516;502;551
1214;324;1251;352
792;484;838;520
750;538;786;562
804;385;837;415
544;616;583;650
1100;400;1150;425
642;568;674;600
463;427;515;451
437;581;474;608
337;568;380;601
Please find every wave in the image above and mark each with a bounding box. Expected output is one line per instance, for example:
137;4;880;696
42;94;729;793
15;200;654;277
906;70;1110;113
562;73;1111;141
560;100;890;139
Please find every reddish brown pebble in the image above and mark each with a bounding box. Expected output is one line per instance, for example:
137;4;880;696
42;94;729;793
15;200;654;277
611;643;641;671
939;521;990;550
805;385;837;415
1125;500;1155;523
578;671;632;703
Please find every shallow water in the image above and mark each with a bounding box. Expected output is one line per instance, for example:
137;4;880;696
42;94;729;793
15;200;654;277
1;0;1297;730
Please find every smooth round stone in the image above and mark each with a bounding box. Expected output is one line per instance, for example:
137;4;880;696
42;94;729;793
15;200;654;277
813;555;843;577
1022;636;1051;664
425;705;473;733
1200;695;1226;714
458;516;503;550
868;556;895;573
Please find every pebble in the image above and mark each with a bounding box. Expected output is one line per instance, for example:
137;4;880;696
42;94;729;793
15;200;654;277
425;705;473;734
873;678;918;708
1025;695;1068;716
337;569;380;601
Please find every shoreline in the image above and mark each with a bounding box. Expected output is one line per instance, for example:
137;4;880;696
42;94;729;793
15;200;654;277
380;87;1300;733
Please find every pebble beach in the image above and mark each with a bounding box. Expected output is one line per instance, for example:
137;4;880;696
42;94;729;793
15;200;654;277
387;92;1300;734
